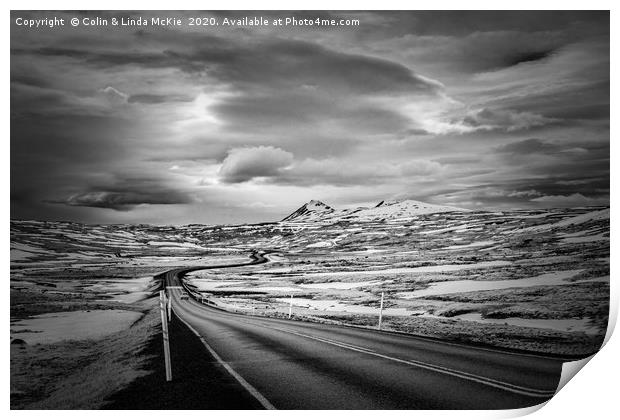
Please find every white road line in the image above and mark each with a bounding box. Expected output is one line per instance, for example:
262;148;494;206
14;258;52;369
172;307;276;410
166;286;184;289
269;326;556;399
175;296;555;400
172;254;570;363
177;273;566;362
179;289;559;397
359;326;569;361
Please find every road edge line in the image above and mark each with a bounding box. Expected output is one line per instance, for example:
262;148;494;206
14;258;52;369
172;307;277;410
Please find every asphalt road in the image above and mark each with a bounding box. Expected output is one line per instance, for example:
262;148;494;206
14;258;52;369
163;252;566;410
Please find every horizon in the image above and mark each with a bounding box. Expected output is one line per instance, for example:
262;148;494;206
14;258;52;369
11;11;610;225
10;197;610;227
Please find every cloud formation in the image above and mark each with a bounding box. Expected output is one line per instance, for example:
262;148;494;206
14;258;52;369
458;108;557;132
495;138;563;155
10;11;609;224
218;146;294;183
530;193;610;207
128;93;195;104
58;177;195;211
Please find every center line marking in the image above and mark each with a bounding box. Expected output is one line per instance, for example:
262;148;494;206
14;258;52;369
265;326;556;399
177;299;557;399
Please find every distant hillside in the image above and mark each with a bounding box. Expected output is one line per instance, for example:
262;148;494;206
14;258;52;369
281;199;469;223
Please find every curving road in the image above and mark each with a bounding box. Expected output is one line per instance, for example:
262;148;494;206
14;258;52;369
162;251;567;410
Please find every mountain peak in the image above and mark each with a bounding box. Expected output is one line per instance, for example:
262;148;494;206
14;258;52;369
307;199;329;207
282;200;334;222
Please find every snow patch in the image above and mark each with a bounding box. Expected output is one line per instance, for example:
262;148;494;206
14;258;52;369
11;310;142;344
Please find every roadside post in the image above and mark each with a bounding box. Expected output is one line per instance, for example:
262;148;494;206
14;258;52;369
288;294;294;319
167;292;172;322
378;291;385;330
159;290;172;382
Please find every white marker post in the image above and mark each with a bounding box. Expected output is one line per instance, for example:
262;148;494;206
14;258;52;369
167;292;172;322
159;290;172;382
288;294;294;319
378;291;385;330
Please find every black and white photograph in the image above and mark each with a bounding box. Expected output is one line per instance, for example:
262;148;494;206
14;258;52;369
9;8;612;411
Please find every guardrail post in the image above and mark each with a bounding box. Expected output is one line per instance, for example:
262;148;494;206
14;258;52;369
288;294;293;319
159;290;172;381
378;291;385;330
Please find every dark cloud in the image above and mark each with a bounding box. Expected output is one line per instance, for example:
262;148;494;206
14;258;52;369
495;138;609;168
11;72;51;89
226;157;443;188
390;11;608;37
128;93;195;104
530;193;608;207
489;78;609;123
255;40;442;95
495;138;562;155
400;128;431;136
430;179;609;209
14;35;442;97
461;175;609;204
503;49;555;67
53;178;194;211
11;46;206;73
545;103;609;121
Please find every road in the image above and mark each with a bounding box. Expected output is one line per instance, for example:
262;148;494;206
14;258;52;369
163;252;566;410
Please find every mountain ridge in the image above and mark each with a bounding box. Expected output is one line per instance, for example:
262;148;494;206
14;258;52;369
282;199;469;223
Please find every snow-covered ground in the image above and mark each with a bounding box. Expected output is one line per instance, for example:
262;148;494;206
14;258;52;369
303;261;513;278
11;310;142;344
420;312;599;335
299;280;385;290
86;277;153;303
274;297;411;316
398;270;587;298
10;202;609;355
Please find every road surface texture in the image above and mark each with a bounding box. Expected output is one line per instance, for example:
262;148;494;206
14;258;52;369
164;252;567;410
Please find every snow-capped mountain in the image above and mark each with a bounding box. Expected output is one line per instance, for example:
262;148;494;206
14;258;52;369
282;199;469;223
281;200;336;222
348;200;468;222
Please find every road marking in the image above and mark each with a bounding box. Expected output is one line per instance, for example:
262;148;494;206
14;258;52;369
167;256;560;401
269;326;557;399
172;307;276;410
174;265;569;362
353;326;570;361
176;292;556;400
166;286;184;289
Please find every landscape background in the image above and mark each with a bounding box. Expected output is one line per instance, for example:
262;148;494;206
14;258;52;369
10;199;609;408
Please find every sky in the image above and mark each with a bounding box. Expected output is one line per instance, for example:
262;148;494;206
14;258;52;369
10;11;609;225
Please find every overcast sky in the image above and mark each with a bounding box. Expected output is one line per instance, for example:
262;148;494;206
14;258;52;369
11;11;609;225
